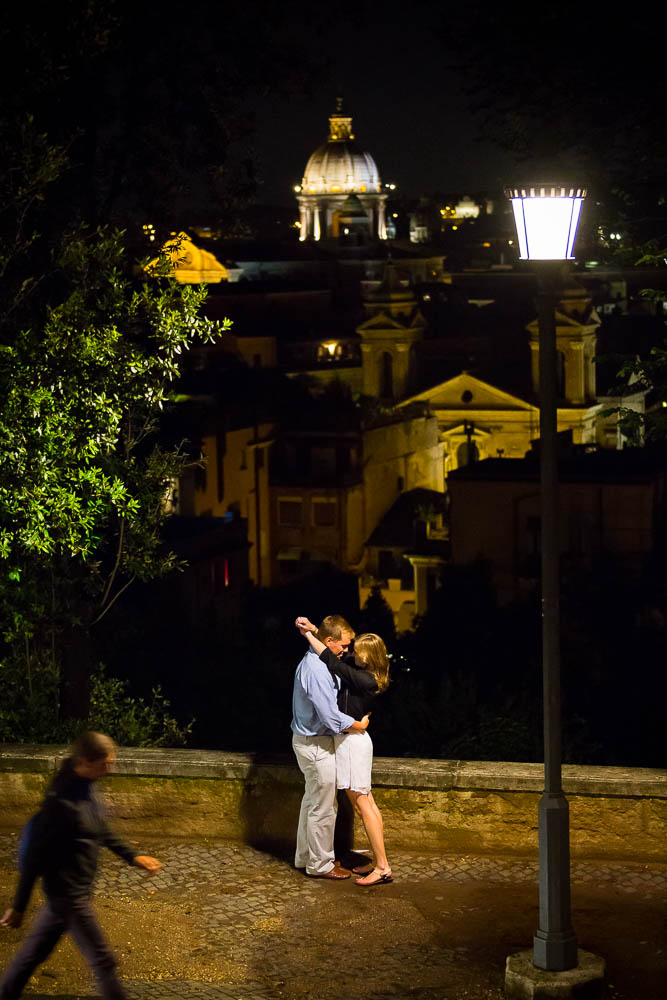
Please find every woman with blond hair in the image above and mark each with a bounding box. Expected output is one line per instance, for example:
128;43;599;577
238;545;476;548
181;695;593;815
296;617;392;886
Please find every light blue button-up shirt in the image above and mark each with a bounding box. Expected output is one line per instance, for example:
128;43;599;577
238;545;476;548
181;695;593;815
291;648;355;736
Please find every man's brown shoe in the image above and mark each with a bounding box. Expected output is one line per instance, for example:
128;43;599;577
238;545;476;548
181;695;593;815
308;865;351;879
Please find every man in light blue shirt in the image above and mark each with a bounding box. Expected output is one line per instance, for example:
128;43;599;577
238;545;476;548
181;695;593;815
291;615;369;879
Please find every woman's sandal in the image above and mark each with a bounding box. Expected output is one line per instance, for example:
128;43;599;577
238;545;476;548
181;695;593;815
355;867;393;887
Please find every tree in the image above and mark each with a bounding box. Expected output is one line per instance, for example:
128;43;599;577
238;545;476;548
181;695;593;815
597;245;667;443
0;124;229;721
358;586;396;646
438;9;666;192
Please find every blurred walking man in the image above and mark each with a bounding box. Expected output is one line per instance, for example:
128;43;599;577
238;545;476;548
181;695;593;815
0;731;161;1000
291;615;368;879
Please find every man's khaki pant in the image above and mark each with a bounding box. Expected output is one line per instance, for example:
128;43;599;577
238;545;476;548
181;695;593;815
292;733;337;875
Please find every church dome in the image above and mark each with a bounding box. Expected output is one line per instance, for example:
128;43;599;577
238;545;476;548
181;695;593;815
301;100;381;195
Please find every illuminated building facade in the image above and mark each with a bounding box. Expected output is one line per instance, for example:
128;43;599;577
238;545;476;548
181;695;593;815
296;99;388;242
399;285;644;478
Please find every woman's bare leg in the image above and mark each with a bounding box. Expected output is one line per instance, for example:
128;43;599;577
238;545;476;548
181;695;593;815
346;789;389;871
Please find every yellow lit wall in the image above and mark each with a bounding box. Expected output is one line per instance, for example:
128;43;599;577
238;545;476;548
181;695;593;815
189;422;274;587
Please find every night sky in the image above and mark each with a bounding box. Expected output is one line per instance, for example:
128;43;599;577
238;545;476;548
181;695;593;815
3;3;663;227
248;9;518;207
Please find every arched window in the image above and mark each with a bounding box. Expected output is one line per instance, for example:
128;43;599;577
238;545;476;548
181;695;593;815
557;350;566;397
379;351;393;398
456;440;479;467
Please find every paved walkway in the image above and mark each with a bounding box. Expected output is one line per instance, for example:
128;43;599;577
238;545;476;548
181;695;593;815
0;835;665;999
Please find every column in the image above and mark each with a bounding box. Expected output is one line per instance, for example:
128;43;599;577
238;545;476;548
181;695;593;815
378;199;387;240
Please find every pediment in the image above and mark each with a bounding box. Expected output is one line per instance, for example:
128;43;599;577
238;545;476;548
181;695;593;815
526;308;601;337
357;309;423;335
443;423;493;439
399;373;536;412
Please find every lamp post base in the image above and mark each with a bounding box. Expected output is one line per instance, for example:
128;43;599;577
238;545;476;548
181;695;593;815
505;948;606;999
534;791;578;970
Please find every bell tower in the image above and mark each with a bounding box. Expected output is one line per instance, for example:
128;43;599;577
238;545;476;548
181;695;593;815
527;285;600;404
356;262;424;401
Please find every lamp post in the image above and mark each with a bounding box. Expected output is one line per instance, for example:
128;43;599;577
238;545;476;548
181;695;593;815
506;184;585;972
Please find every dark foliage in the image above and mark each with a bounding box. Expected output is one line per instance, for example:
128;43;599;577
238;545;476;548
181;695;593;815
0;2;323;232
438;8;666;192
90;557;666;767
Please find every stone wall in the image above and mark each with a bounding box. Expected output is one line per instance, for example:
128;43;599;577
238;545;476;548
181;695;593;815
1;746;665;861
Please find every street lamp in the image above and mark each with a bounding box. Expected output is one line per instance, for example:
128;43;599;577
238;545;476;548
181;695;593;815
506;184;585;973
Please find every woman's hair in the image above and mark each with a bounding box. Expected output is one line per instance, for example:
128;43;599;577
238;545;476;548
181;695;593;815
70;731;116;763
354;633;390;692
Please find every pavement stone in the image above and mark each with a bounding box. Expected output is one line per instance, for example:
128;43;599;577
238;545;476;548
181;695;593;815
0;835;665;1000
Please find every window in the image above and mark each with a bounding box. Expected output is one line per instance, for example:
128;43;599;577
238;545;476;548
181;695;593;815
312;447;335;478
278;498;303;526
312;498;337;527
379;352;393;398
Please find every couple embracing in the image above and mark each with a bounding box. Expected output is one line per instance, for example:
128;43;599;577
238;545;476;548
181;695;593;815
291;614;392;887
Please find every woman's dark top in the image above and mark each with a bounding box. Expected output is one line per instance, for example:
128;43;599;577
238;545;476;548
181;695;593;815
319;649;378;721
13;760;136;912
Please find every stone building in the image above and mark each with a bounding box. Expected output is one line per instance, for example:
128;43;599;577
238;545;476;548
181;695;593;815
269;410;444;586
447;447;667;604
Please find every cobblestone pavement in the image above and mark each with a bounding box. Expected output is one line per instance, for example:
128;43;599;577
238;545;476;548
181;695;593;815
0;835;665;1000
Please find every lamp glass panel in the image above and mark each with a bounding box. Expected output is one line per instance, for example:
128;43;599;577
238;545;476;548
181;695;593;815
511;196;583;260
511;201;529;258
565;198;584;258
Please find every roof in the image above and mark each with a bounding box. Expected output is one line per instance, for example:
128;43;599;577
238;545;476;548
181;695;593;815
366;488;449;549
447;449;667;485
301;104;381;194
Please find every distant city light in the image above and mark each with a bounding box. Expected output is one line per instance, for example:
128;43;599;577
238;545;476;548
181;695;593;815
294;185;301;192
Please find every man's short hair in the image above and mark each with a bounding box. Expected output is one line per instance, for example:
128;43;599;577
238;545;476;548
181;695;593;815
317;615;355;642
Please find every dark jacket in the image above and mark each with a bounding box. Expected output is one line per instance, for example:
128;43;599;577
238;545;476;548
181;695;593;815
13;760;135;912
319;649;378;720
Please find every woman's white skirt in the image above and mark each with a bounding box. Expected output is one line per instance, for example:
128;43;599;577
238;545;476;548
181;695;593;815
333;730;373;794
